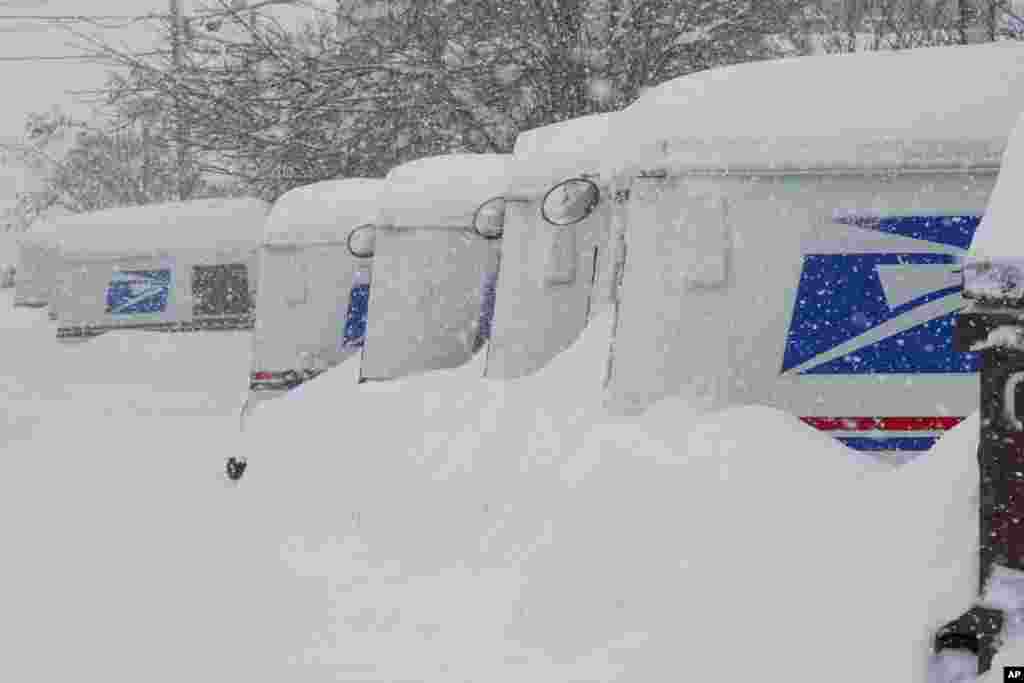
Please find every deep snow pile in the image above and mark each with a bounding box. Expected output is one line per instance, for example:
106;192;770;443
232;311;990;681
0;289;256;682
0;289;1006;681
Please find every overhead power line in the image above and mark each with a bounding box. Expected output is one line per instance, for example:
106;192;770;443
0;2;338;23
0;2;339;65
0;50;169;62
0;14;164;21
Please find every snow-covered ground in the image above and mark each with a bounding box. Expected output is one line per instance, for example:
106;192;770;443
0;288;1018;680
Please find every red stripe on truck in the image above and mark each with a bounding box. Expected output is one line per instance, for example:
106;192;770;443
800;416;965;432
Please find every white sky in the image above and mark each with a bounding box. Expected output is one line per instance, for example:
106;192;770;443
0;0;171;132
0;0;171;198
0;0;331;202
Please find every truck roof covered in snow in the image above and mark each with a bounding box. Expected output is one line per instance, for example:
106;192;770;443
607;42;1024;177
262;178;385;246
17;208;70;247
57;197;270;261
377;153;515;229
504;113;616;196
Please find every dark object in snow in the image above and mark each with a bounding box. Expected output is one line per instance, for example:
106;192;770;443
226;456;247;481
932;281;1024;679
932;606;1003;675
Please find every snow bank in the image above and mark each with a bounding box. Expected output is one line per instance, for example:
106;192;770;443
0;289;257;681
234;309;996;680
58;197;270;261
263;178;384;245
0;285;1002;682
227;311;978;681
54;329;252;413
606;42;1024;177
377;154;515;229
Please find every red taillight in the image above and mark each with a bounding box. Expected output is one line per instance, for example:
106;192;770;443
252;371;274;381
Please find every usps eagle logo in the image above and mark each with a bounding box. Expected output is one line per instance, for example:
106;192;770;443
781;215;981;376
105;269;171;315
341;282;371;349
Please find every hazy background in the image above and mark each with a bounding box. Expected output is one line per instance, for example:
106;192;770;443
0;0;329;203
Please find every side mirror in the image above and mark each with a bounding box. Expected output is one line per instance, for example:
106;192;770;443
541;178;600;227
347;224;376;259
473;197;506;240
1003;371;1024;432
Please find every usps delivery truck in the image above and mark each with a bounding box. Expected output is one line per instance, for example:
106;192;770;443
0;229;18;289
581;42;1024;457
13;206;78;309
482;112;619;380
53;198;269;340
359;154;515;382
247;178;384;401
14;214;61;307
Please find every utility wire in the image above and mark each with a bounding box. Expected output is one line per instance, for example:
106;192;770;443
0;2;335;23
0;2;337;65
0;5;325;20
0;50;169;62
0;14;165;21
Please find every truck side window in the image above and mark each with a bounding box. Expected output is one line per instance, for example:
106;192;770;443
192;263;252;317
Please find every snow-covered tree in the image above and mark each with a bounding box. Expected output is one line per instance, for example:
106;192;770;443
0;110;239;227
81;0;807;199
812;0;1024;53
